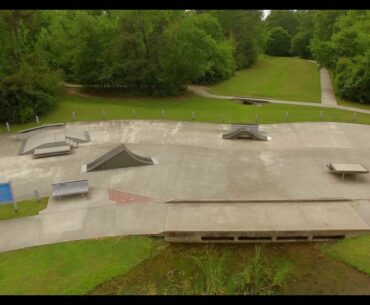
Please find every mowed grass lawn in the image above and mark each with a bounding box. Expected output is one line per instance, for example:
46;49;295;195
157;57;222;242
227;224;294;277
322;235;370;276
0;197;48;221
0;236;163;295
1;92;370;134
209;56;321;102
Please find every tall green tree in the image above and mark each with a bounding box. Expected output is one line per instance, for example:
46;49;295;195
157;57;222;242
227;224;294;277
0;10;61;123
265;10;299;37
210;10;263;69
291;32;312;59
265;27;291;56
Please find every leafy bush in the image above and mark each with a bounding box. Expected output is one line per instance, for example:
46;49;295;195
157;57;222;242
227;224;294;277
291;32;312;59
0;58;61;123
265;27;291;56
334;53;370;103
227;246;291;295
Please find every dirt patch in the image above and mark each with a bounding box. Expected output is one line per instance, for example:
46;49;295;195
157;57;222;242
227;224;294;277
91;242;370;295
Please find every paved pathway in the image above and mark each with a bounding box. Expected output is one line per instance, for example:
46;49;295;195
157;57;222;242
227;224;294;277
320;67;338;106
187;86;370;115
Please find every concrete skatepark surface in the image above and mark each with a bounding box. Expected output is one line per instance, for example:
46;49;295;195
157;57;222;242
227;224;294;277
0;120;370;251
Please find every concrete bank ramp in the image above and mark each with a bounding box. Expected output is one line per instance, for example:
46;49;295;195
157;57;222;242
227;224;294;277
222;128;270;141
18;128;91;155
84;144;158;172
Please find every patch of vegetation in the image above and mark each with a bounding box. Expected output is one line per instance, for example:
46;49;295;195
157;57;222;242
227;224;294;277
93;244;291;295
190;245;291;295
93;242;370;295
1;238;369;295
0;237;163;295
322;235;370;276
329;69;370;110
209;56;321;102
0;197;48;221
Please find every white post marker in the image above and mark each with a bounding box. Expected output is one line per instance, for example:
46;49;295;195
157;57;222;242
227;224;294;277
9;181;17;212
285;112;289;122
6;122;10;132
255;114;259;123
36;115;40;124
161;109;165;118
72;111;76;121
192;112;195;121
34;188;40;202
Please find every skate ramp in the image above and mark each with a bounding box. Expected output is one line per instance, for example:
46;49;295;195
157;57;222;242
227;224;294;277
19;132;68;155
84;144;158;172
222;128;270;141
18;128;91;155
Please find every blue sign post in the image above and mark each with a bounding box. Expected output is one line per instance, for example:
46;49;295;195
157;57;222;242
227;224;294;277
0;181;17;211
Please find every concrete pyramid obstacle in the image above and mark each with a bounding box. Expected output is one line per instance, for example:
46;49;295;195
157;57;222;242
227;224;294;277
222;128;270;141
83;144;158;172
222;124;270;141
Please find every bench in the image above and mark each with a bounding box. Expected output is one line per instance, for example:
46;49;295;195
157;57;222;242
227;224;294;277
33;145;71;158
51;179;89;198
327;163;369;180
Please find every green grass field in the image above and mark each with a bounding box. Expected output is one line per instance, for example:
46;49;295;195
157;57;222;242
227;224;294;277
1;91;370;134
0;197;48;221
322;235;370;276
208;56;321;102
0;236;163;295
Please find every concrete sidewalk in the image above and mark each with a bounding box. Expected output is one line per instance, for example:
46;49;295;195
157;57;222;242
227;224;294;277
1;194;370;252
0;189;166;252
188;86;370;115
320;68;338;106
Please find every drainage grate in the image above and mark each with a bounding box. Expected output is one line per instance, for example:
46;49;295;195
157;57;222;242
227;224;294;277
201;236;234;241
238;236;272;241
313;235;345;241
276;236;308;241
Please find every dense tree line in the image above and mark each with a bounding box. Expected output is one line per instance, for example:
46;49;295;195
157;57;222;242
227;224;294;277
263;10;369;104
0;10;368;123
0;10;265;123
0;11;61;123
